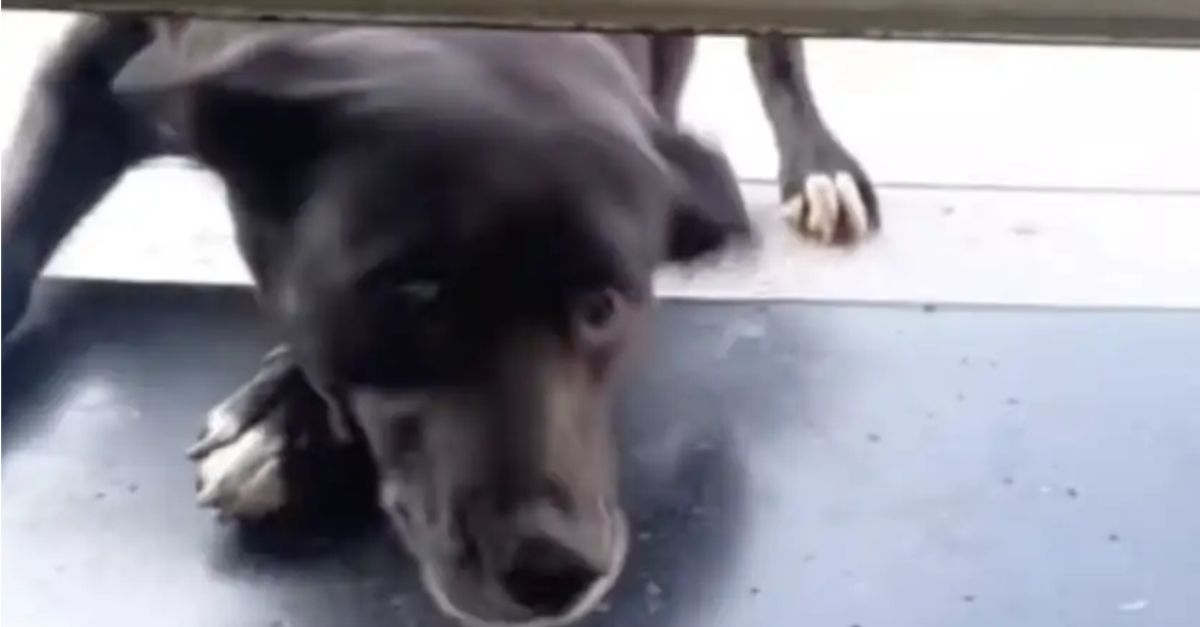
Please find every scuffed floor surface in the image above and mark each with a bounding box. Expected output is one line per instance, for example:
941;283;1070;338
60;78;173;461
4;280;1198;627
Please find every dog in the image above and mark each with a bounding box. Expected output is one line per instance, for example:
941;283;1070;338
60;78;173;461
1;16;877;626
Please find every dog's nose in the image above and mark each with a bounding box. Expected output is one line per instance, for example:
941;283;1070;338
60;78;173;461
501;536;602;615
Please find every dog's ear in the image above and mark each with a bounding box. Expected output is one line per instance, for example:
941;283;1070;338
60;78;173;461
654;129;752;263
113;28;358;99
112;33;345;209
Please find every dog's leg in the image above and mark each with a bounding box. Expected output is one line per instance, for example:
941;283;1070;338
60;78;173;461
608;34;695;125
747;36;879;245
189;346;347;519
647;35;696;125
2;16;156;336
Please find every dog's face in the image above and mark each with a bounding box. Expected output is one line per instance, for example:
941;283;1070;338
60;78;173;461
116;27;748;625
267;120;659;625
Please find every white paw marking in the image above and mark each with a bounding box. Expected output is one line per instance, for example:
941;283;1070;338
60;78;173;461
833;171;871;240
780;171;872;245
187;401;244;459
803;174;840;243
193;407;287;519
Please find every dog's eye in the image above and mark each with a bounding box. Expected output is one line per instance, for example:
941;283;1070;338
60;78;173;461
577;289;617;329
573;289;625;348
393;281;441;306
360;264;442;308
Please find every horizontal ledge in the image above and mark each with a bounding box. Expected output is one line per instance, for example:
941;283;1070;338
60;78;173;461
41;167;1200;309
6;1;1200;46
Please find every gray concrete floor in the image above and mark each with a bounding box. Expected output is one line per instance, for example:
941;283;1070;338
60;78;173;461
3;281;1198;627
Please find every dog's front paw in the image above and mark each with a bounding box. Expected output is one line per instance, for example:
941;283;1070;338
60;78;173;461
187;348;308;520
781;169;878;246
190;396;288;520
781;165;879;246
188;348;366;522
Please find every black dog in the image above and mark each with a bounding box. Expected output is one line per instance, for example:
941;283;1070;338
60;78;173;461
1;17;876;625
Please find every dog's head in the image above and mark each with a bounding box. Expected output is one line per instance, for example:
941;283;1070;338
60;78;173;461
117;26;748;625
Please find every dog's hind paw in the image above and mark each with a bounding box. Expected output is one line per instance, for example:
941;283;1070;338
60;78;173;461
191;399;288;519
781;171;878;246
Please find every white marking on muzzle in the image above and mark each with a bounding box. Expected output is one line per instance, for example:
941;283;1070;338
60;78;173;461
415;509;629;627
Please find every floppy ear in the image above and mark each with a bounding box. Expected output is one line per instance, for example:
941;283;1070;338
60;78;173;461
654;129;752;263
113;27;360;98
111;32;344;209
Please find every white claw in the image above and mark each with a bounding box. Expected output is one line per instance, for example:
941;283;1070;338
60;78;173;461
187;404;242;458
834;171;871;241
803;174;839;244
780;194;805;230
